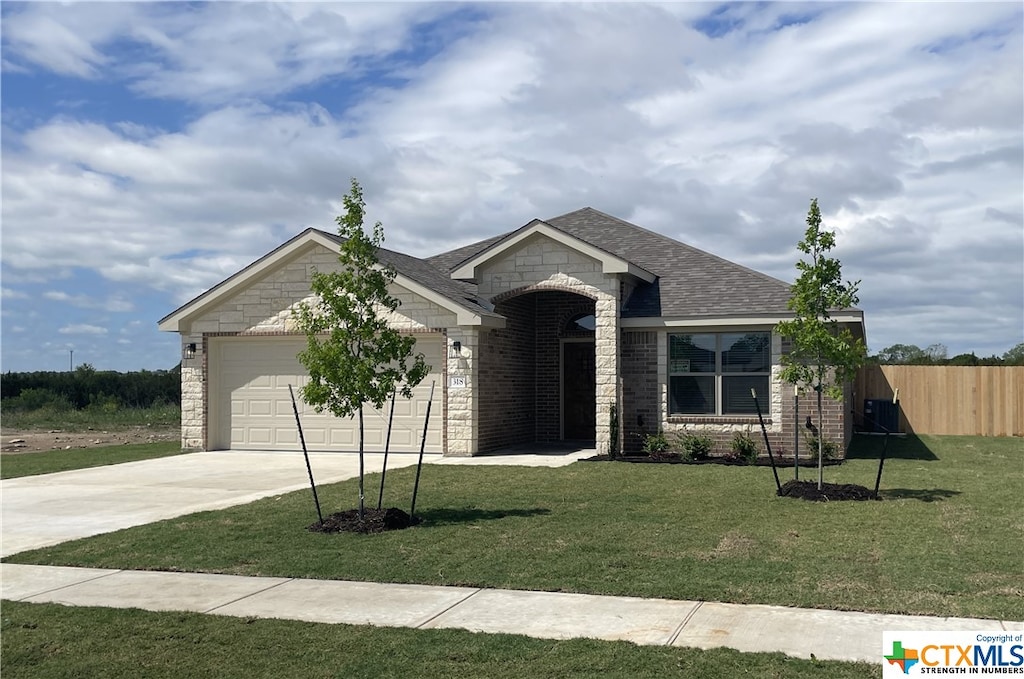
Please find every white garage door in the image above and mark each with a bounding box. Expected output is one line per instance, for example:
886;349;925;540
208;336;443;452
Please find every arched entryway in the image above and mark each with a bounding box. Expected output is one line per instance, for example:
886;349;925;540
477;289;596;451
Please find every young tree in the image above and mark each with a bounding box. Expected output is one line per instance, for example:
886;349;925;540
295;178;429;521
775;198;867;490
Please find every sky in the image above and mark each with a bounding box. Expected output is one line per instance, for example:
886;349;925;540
1;1;1022;373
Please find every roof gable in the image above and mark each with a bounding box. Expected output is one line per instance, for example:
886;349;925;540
449;218;656;283
159;229;503;332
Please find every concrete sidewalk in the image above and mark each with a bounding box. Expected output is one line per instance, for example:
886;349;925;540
3;563;1021;663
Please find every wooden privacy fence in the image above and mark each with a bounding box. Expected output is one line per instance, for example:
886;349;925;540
854;365;1024;437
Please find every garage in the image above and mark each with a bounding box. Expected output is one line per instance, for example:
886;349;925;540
207;335;444;452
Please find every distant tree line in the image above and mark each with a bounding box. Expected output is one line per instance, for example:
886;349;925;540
868;342;1024;366
0;364;181;412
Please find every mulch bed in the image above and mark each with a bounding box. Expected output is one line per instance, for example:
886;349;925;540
308;507;419;534
581;455;841;468
777;479;879;502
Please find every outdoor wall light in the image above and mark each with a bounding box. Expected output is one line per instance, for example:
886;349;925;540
449;340;462;358
183;342;197;360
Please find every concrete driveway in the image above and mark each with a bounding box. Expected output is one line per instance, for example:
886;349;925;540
0;447;592;558
0;451;432;558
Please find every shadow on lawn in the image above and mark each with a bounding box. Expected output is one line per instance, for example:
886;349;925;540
846;434;939;461
416;507;551;526
879;488;961;502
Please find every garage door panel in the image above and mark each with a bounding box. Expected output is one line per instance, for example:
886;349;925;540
248;400;273;417
248;428;273;445
211;336;442;453
299;427;327;446
274;430;298;446
327;428;357;448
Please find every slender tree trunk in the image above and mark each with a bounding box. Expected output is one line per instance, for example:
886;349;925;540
816;387;824;491
794;387;799;482
358;406;365;521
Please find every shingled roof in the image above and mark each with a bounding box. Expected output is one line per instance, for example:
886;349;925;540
313;230;502;322
427;207;797;319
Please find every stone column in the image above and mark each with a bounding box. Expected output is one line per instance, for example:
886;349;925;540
594;292;619;455
180;333;205;450
445;327;479;456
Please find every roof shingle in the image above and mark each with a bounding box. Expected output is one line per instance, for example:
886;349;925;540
426;207;797;318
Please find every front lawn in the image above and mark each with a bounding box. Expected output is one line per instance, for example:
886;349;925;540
5;435;1022;620
0;601;878;679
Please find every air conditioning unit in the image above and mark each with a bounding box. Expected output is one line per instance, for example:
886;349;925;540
864;399;899;433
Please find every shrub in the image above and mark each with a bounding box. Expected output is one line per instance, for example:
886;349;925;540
678;432;714;461
730;431;759;465
804;435;840;462
642;431;670;456
609;404;619;460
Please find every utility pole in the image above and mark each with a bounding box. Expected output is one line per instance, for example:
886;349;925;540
69;349;74;372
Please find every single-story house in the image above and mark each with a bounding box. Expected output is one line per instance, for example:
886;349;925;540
159;207;865;456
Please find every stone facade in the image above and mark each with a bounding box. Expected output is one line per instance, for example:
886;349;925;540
177;243;461;452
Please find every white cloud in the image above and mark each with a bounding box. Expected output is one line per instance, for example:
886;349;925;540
58;324;108;336
0;3;135;77
2;3;452;103
1;287;29;299
43;291;134;312
1;2;1021;366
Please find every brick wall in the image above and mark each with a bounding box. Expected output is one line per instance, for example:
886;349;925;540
478;295;536;450
641;390;846;460
621;331;659;453
535;292;595;441
477;290;597;450
629;330;850;459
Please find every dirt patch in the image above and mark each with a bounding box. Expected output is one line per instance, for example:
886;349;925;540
0;426;178;455
308;507;419;534
698;531;758;561
777;480;879;502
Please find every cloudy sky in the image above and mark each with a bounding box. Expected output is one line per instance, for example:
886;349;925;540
1;1;1021;372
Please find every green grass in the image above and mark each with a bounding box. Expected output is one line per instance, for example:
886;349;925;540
0;404;180;431
6;435;1022;620
1;442;184;479
0;601;878;679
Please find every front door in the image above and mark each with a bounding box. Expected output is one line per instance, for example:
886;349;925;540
562;341;596;440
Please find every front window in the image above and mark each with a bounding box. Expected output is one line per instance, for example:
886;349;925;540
669;332;770;415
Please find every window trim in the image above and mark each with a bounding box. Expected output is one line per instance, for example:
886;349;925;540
668;332;771;416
